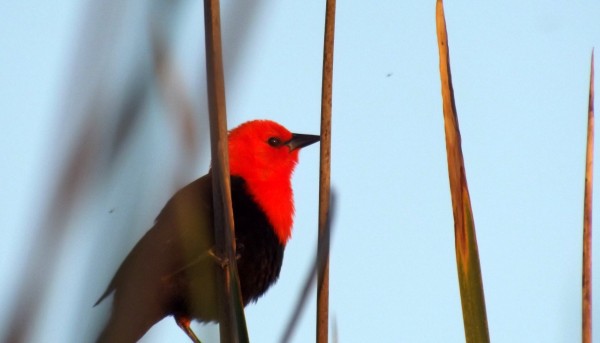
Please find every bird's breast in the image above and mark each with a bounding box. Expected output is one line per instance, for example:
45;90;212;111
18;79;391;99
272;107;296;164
230;176;286;304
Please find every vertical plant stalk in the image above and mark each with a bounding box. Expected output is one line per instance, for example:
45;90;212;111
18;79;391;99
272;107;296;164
317;1;336;343
204;1;249;342
582;50;594;343
280;193;336;343
435;1;490;342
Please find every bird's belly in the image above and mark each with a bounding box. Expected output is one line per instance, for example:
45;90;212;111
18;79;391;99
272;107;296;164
236;240;285;304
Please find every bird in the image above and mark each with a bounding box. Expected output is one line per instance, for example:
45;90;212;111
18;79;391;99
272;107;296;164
94;119;319;342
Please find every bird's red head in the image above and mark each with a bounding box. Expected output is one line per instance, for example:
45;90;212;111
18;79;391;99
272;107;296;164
228;120;319;244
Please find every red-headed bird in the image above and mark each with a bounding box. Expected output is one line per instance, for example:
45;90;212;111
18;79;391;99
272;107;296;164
95;120;319;342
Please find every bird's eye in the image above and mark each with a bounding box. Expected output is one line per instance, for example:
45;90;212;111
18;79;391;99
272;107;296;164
268;137;282;147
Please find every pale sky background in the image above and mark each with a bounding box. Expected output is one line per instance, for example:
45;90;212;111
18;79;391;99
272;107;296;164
1;1;600;343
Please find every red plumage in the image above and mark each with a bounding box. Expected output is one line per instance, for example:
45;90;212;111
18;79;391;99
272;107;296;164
228;120;300;244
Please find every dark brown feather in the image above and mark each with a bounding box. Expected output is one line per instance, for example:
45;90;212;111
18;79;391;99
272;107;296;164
95;175;284;342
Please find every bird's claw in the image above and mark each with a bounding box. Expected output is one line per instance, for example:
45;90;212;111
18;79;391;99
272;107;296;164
175;316;202;343
207;248;230;269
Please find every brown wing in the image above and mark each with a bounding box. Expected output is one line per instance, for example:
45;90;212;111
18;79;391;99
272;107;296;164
95;174;217;342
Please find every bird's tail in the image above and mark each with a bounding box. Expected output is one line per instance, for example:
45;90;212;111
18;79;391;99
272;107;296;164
95;297;165;343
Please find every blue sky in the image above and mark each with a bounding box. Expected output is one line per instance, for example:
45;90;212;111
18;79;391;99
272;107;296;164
1;1;600;342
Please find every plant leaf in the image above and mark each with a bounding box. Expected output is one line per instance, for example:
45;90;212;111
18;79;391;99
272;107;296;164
435;1;490;342
582;49;594;343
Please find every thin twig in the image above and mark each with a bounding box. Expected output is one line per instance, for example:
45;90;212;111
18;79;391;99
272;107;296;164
281;192;336;343
435;1;490;342
203;1;248;342
317;0;336;342
582;49;594;343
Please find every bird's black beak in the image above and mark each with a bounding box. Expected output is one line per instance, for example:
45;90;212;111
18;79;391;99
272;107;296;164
286;133;320;152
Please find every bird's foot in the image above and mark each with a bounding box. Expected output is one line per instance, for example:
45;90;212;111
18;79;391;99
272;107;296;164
175;316;202;343
207;248;230;269
161;246;237;282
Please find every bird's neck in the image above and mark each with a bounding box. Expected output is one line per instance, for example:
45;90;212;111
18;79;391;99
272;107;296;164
242;175;294;245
